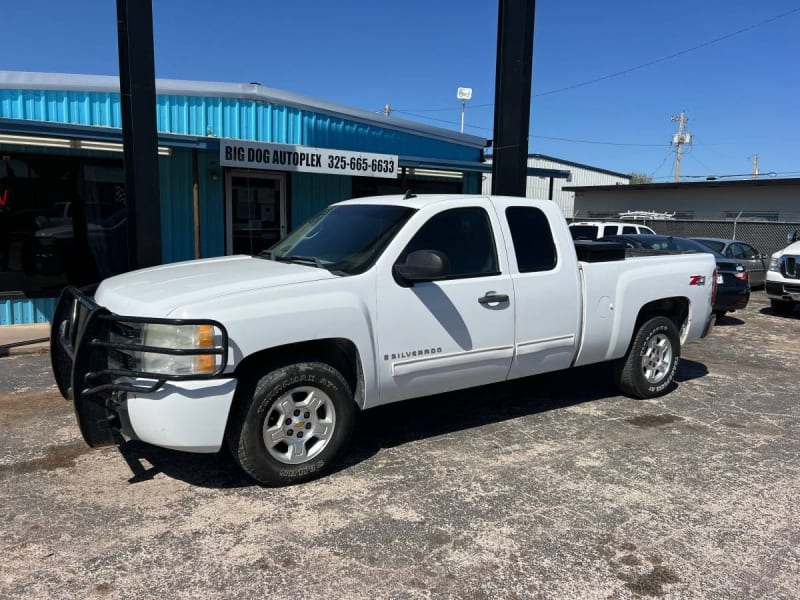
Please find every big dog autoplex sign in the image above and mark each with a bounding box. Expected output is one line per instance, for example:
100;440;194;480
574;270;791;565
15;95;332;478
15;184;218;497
220;140;399;179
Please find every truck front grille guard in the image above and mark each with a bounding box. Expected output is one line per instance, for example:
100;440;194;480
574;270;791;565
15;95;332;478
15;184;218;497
51;286;229;447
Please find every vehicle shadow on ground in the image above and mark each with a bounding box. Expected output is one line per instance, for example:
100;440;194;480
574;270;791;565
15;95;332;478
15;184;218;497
115;360;710;489
714;314;744;326
759;306;799;319
674;358;708;382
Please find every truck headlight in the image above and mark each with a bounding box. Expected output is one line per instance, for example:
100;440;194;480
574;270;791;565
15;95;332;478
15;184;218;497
137;323;223;376
769;257;780;272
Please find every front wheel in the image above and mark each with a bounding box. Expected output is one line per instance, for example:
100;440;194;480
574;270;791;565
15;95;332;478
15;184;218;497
227;362;355;486
613;316;680;399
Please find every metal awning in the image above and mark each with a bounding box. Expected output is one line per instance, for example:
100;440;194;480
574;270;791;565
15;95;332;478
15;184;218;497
399;155;571;179
0;117;211;150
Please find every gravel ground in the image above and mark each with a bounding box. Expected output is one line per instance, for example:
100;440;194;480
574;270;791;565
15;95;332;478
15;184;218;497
1;291;798;599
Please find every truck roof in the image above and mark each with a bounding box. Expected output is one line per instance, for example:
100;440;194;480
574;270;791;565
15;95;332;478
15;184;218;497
334;194;551;210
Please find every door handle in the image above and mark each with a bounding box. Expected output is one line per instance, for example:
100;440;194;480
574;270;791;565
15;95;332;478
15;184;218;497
478;291;509;305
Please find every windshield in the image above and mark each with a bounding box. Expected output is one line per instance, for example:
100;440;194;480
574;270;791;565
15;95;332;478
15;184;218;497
265;204;415;275
693;239;725;253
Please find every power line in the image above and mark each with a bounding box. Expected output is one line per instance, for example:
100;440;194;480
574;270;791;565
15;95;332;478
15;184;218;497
535;6;800;98
392;6;800;112
394;110;673;147
686;151;715;174
534;134;665;147
649;149;675;177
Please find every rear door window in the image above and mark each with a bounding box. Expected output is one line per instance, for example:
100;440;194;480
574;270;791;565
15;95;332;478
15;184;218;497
505;207;557;272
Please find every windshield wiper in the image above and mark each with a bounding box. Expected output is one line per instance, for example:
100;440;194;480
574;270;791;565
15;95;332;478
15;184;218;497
275;255;325;269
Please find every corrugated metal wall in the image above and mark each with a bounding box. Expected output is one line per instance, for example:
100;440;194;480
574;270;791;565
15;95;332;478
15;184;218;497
482;157;630;217
158;148;224;263
0;297;57;325
1;89;479;162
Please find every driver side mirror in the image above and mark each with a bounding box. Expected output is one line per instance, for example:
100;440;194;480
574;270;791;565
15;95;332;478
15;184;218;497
788;229;798;245
393;249;450;286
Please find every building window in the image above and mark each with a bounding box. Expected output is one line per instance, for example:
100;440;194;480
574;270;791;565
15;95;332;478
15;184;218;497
353;173;463;198
0;153;127;296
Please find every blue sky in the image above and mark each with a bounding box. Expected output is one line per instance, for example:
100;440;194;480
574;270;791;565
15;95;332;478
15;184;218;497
3;0;799;179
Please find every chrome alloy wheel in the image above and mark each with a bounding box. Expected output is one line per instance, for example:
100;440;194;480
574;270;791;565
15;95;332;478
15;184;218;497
262;386;337;465
641;333;673;384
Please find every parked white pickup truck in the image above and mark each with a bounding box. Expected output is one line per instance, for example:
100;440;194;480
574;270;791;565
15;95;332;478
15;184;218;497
52;194;716;485
766;229;800;315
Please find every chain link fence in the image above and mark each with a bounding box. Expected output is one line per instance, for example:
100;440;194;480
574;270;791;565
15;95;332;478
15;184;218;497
568;216;800;257
641;220;800;257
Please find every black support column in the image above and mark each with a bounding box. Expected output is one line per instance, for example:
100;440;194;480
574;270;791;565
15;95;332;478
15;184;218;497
491;0;536;197
116;0;162;270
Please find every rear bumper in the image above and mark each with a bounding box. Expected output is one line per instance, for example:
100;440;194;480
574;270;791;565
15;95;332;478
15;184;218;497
714;289;750;312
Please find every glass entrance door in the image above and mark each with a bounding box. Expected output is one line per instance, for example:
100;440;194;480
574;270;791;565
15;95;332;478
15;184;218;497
226;171;286;255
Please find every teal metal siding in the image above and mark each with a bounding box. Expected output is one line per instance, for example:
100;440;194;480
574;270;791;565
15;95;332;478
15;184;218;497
198;149;225;257
463;172;482;194
0;297;57;325
159;150;194;263
159;148;226;262
1;89;481;162
290;173;352;228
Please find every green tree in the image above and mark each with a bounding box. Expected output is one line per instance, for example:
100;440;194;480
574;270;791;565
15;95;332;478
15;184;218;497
629;172;653;184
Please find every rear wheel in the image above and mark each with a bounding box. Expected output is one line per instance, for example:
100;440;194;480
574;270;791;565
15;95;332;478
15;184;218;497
770;299;795;316
613;316;680;399
227;362;355;486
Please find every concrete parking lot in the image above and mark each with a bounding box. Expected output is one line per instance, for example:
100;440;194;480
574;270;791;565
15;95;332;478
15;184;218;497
1;291;798;599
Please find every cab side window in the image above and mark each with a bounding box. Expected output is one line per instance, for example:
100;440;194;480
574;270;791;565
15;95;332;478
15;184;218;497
603;225;617;237
397;207;499;279
622;226;637;234
505;206;557;272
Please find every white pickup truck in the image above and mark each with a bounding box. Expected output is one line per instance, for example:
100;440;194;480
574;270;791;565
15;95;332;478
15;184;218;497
52;194;716;485
766;229;800;315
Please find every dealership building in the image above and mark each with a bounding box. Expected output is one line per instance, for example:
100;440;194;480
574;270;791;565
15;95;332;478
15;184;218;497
1;71;556;325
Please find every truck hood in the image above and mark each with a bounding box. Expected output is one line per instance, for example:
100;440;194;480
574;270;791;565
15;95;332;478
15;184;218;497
95;255;337;317
772;241;800;258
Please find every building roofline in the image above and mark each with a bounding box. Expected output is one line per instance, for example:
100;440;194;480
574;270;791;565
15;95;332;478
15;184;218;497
526;153;631;179
485;151;630;179
564;177;800;192
0;70;489;149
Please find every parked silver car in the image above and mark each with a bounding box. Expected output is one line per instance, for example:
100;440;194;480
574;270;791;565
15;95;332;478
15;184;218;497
690;237;768;288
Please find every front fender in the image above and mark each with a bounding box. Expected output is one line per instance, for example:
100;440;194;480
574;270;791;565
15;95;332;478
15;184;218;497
167;276;378;409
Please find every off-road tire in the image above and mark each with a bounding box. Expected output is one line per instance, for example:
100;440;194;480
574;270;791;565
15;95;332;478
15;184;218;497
227;362;355;486
613;316;680;399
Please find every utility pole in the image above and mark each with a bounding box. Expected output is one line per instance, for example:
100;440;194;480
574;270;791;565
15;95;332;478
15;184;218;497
752;154;759;179
670;111;691;183
491;0;536;197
